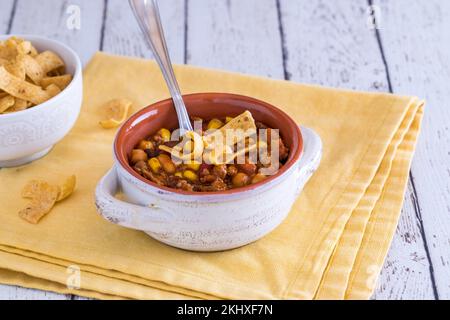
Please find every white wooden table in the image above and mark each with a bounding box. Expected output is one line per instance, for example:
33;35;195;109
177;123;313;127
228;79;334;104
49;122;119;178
1;0;449;300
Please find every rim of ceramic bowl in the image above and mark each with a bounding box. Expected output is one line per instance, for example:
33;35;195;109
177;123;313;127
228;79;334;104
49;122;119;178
114;93;303;197
0;34;82;120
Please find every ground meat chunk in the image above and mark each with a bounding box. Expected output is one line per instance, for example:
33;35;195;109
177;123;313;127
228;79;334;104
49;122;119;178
133;160;147;171
131;118;290;192
141;167;166;186
166;175;181;188
227;165;238;176
176;179;194;191
213;165;227;179
211;179;227;191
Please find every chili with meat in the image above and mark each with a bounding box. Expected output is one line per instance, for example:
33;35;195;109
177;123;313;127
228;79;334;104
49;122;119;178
129;115;289;192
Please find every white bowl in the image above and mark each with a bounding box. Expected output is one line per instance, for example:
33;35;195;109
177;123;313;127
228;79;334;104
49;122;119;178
96;127;321;252
95;94;322;251
0;35;82;167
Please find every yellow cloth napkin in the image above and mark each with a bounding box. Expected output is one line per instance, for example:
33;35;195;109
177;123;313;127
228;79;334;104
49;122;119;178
0;52;424;299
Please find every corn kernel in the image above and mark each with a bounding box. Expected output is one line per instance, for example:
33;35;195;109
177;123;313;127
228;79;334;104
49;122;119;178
207;118;224;130
138;140;154;150
148;157;161;173
186;162;200;171
174;172;183;178
183;140;193;153
158;128;171;142
183;170;198;182
225;116;234;123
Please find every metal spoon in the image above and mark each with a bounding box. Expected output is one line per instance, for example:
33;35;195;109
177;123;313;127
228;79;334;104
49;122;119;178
129;0;193;134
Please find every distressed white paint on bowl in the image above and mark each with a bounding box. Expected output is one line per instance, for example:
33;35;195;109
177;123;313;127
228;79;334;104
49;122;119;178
0;35;83;168
95;126;322;252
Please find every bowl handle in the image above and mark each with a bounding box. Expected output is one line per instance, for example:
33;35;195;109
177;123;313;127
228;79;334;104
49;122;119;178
95;166;170;231
295;126;322;193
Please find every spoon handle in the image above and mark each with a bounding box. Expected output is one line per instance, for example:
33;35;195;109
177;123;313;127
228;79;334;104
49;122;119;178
129;0;193;132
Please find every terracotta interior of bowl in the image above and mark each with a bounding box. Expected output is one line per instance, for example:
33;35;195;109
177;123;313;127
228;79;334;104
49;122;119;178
115;93;303;195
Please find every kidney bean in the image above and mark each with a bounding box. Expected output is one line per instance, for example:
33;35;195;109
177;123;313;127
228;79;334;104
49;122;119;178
200;174;217;183
163;140;179;148
145;148;160;158
237;163;257;175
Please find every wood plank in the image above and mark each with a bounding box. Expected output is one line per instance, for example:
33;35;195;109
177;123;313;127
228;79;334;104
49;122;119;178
102;0;185;63
372;184;436;299
0;284;67;300
0;0;15;33
374;0;450;299
280;0;388;90
0;2;37;299
72;0;182;299
278;0;435;299
8;0;105;65
187;0;284;78
1;0;105;299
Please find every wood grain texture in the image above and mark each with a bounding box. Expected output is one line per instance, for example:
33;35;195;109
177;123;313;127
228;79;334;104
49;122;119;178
279;0;388;90
187;0;284;78
278;0;435;299
8;0;105;64
1;0;105;300
372;184;436;299
102;0;185;63
375;0;450;299
0;0;15;33
0;283;68;300
0;0;448;300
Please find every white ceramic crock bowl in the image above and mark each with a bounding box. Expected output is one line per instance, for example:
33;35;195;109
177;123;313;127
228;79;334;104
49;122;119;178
0;35;82;167
95;94;322;251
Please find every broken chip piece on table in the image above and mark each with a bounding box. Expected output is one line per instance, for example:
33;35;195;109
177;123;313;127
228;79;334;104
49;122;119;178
19;175;76;224
0;36;73;114
99;98;132;129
